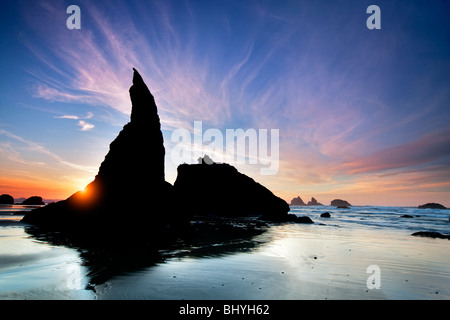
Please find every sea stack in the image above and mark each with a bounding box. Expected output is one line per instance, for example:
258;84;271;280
331;199;351;207
307;197;323;206
418;203;447;210
0;194;14;204
22;196;45;205
174;156;292;221
22;69;177;233
290;196;306;206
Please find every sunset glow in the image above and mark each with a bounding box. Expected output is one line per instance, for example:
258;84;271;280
1;0;449;207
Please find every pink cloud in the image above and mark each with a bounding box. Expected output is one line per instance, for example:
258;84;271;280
341;130;450;175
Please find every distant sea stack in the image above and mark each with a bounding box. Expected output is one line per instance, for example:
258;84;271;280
290;196;323;206
290;196;306;206
331;199;351;207
174;156;292;221
307;197;323;206
418;203;447;210
22;196;45;205
0;194;14;205
22;68;180;234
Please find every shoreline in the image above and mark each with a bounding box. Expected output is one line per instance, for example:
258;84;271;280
1;207;449;300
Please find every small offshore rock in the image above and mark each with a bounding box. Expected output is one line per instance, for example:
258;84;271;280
331;199;351;207
411;231;450;240
22;196;45;205
0;194;14;204
295;216;314;224
418;203;447;209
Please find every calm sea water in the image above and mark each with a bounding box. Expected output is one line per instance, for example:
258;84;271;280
0;204;449;300
289;205;450;235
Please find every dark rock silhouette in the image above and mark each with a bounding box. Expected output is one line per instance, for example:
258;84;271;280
22;68;303;245
412;231;450;240
22;68;184;240
331;199;351;207
290;196;306;206
174;156;294;221
22;196;45;205
401;214;414;218
418;203;447;210
320;212;331;218
307;197;323;206
290;196;323;206
0;194;14;204
294;216;314;223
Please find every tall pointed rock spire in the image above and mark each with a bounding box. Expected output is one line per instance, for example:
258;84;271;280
96;68;165;183
130;68;158;124
22;68;171;229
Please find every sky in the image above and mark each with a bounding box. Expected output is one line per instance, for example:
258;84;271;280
1;0;450;207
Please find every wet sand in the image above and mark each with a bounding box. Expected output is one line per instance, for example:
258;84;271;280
94;224;449;300
1;217;448;300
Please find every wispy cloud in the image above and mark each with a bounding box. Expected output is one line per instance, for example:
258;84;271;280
54;112;95;131
0;129;97;173
54;115;79;120
21;0;304;131
77;120;94;131
340;130;450;175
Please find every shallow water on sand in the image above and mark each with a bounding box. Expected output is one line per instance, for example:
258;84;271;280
0;226;95;299
93;223;450;300
0;205;449;300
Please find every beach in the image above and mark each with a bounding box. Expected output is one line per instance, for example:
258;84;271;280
0;205;449;300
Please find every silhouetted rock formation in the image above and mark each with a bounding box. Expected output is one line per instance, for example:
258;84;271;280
0;194;14;204
290;196;306;206
320;212;331;218
294;216;314;223
22;69;182;238
22;196;45;205
331;199;351;207
307;197;323;206
418;203;447;210
290;196;323;206
22;68;307;244
174;156;300;222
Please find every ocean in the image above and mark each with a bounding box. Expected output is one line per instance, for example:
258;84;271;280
0;204;449;300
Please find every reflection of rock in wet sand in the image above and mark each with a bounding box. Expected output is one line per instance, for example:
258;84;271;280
25;217;268;286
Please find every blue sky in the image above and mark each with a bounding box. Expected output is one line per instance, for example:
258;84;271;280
1;0;450;206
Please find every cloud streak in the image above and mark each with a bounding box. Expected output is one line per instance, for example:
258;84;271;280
0;129;97;173
54;112;95;131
